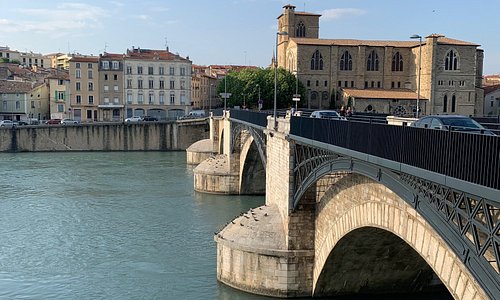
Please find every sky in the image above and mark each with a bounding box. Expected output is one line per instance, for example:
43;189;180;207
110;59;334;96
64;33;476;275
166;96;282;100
1;0;499;74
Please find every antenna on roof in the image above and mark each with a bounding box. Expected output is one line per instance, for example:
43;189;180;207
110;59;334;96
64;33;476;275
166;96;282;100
104;42;108;53
165;36;169;52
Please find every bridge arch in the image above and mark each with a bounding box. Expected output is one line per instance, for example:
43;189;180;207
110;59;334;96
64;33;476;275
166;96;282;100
238;132;265;194
311;173;488;299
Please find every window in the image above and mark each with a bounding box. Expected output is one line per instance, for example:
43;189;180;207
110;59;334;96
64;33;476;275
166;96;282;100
377;81;381;88
459;81;465;87
2;101;6;110
58;79;64;85
307;80;310;87
324;81;328;87
137;66;143;74
149;79;154;89
367;50;379;71
104;97;109;104
104;85;109;92
169;67;175;75
371;81;374;88
181;80;185;90
148;66;154;75
15;101;20;109
344;81;348;87
364;81;368;88
310;50;323;70
113;97;119;104
296;21;306;37
112;61;119;69
88;95;94;104
76;82;81;91
102;61;109;69
170;92;175;104
160;80;165;89
88;82;94;91
438;80;444;86
57;91;65;100
31;101;35;108
159;92;165;104
351;81;354;87
57;104;64;112
443;95;448;113
76;95;82;104
445;49;459;70
126;66;132;74
138;92;144;104
159;66;165;75
104;74;108;80
340;51;352;71
88;69;93;79
392;52;403;72
398;82;401;88
138;79;143;89
149;93;154;104
338;81;341;87
127;92;132;104
315;80;319;87
88;63;93;69
114;74;118;80
76;70;81;78
180;67;186;76
76;63;80;69
170;80;175;89
114;85;118;91
392;82;395;88
127;79;132;89
180;91;186;104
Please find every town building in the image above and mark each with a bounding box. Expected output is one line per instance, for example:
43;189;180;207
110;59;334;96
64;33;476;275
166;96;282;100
124;47;192;119
98;53;125;121
483;74;500;87
192;65;217;110
46;69;70;120
68;56;100;122
277;5;484;116
483;84;500;116
0;80;49;121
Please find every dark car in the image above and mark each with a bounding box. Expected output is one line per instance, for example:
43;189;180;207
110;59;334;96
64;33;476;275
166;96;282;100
46;119;62;125
411;115;495;135
142;116;158;122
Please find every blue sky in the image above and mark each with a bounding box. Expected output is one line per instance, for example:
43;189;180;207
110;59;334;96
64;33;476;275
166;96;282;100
1;0;499;74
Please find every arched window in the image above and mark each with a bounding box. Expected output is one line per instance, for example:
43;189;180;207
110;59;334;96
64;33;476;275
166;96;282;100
392;52;403;72
322;91;329;101
340;51;352;71
311;91;318;101
296;21;306;37
310;50;323;70
445;49;459;70
451;95;456;112
443;95;448;113
367;50;379;71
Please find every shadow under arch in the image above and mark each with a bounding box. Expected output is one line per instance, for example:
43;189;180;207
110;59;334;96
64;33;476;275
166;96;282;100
239;134;265;195
314;226;448;297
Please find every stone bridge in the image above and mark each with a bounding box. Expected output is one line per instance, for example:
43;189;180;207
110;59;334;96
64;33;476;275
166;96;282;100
188;110;499;299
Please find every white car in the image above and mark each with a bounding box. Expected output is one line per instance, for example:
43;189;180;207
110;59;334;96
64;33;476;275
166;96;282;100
125;116;143;123
0;120;15;127
60;118;79;125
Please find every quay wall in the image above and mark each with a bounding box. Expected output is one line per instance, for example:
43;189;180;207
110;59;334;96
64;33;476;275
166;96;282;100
0;120;209;152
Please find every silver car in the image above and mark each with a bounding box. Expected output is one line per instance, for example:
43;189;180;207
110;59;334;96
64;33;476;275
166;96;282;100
0;120;15;127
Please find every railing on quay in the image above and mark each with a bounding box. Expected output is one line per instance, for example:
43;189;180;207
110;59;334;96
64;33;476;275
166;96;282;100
290;116;499;190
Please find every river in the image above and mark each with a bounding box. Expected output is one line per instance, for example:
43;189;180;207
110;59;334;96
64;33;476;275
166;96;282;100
0;151;451;300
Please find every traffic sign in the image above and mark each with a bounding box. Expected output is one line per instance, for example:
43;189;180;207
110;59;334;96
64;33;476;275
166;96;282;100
220;93;232;98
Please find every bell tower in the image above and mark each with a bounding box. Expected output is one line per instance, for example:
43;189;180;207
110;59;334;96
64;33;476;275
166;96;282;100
277;4;321;39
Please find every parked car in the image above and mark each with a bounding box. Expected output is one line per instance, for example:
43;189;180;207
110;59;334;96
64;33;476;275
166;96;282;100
142;116;158;122
411;115;496;135
60;118;80;125
17;120;29;126
0;120;15;127
125;116;143;123
46;119;62;125
310;110;346;120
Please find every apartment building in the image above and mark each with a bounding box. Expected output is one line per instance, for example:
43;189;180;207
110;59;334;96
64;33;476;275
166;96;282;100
98;53;124;121
124;47;192;119
46;69;70;120
68;56;100;122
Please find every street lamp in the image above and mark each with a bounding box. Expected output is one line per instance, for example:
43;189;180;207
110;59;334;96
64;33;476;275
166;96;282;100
274;31;288;129
257;84;262;111
410;34;422;118
209;83;213;113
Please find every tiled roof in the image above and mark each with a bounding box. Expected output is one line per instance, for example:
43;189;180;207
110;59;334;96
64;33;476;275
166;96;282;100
0;80;34;93
100;52;125;60
70;56;99;63
484;84;500;95
125;48;190;61
342;88;428;100
292;35;478;48
45;69;69;80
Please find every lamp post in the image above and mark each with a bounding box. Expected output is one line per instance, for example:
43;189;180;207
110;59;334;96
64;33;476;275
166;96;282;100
257;84;262;111
410;34;422;118
274;31;288;129
209;83;213;113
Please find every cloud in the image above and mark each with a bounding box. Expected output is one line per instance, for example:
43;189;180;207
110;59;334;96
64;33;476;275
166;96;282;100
149;6;169;12
0;3;107;35
135;14;151;21
109;1;124;7
320;8;366;21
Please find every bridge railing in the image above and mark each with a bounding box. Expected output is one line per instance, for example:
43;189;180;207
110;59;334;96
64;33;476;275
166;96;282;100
290;117;500;190
229;109;269;128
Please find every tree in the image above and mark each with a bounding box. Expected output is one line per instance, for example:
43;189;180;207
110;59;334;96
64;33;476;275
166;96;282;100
216;67;305;110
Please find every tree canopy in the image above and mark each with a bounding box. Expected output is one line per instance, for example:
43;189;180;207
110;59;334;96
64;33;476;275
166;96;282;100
216;67;305;110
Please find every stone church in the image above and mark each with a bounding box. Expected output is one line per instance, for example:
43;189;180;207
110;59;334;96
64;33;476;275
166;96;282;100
277;4;484;116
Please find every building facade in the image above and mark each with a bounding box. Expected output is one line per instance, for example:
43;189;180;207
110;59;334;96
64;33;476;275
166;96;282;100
46;70;70;120
483;85;500;116
0;80;49;121
277;5;484;116
98;53;125;121
124;47;192;119
68;56;100;122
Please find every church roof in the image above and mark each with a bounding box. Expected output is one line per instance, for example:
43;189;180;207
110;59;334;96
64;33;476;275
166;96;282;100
291;35;479;48
342;88;428;101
